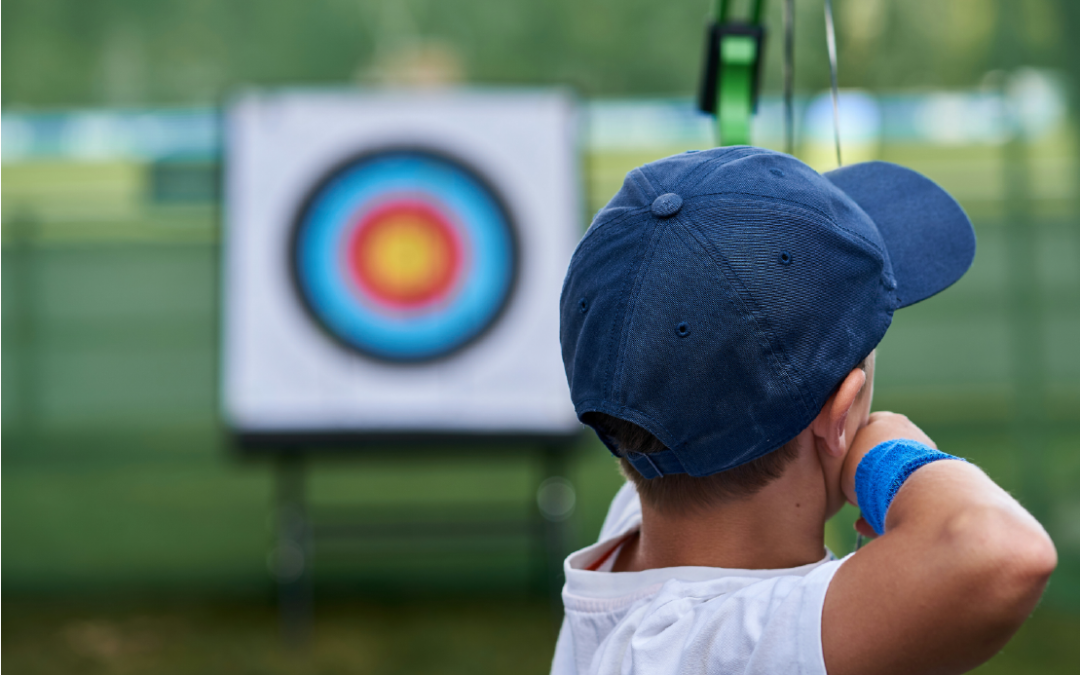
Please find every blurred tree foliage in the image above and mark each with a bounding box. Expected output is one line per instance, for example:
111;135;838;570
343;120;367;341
1;0;1076;108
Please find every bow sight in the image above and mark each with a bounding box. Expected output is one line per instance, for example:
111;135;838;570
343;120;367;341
698;0;767;147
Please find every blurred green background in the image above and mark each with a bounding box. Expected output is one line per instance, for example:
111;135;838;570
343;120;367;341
3;0;1080;673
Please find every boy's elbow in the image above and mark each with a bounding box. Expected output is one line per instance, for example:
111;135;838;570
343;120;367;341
1014;528;1058;581
1003;527;1057;602
978;509;1056;587
947;506;1057;619
985;527;1055;642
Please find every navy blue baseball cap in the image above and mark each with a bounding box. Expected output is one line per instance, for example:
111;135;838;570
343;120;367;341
560;146;975;478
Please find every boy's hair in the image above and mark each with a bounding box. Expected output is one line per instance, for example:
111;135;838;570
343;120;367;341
583;412;800;515
584;358;869;515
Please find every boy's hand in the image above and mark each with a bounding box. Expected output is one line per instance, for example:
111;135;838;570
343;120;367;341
841;411;936;509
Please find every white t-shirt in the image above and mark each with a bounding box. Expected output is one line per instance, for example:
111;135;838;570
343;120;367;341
551;482;848;675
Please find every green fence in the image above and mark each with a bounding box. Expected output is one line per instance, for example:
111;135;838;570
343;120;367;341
3;121;1079;607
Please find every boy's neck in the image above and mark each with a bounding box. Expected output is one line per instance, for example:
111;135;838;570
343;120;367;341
614;441;832;572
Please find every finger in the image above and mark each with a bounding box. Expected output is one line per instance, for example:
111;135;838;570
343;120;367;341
854;516;878;539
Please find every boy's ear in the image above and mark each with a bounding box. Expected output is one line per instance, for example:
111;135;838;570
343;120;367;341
810;367;866;458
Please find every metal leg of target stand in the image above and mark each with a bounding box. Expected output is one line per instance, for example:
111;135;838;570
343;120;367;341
274;455;312;648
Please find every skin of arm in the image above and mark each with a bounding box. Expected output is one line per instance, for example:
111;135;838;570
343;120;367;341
821;412;1058;675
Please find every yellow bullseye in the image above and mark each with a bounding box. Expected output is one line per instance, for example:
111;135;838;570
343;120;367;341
352;204;461;308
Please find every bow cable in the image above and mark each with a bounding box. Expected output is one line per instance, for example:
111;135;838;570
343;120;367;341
783;0;795;155
824;0;842;167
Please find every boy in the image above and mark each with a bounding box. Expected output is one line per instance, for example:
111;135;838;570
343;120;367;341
553;147;1056;675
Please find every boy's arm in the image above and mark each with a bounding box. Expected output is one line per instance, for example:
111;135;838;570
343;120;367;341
821;412;1057;675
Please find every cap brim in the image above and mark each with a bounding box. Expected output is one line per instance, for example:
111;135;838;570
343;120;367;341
825;161;976;308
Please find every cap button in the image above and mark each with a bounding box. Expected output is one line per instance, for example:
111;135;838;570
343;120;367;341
651;193;683;218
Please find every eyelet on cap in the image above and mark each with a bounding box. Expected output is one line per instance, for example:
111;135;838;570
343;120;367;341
769;168;785;177
579;297;589;313
778;251;793;265
651;193;683;218
676;321;691;337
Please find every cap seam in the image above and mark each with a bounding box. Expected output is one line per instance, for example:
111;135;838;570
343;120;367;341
608;215;668;409
602;224;647;405
681;197;896;311
639;146;759;197
689;190;887;259
637;164;667;194
629;167;660;201
670;146;761;194
562;206;653;413
565;207;650;279
669;215;817;436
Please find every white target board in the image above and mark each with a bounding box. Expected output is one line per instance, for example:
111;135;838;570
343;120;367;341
222;89;581;442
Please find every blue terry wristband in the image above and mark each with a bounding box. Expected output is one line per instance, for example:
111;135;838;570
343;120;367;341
854;439;964;536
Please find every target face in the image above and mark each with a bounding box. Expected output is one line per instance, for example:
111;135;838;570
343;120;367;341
292;149;517;362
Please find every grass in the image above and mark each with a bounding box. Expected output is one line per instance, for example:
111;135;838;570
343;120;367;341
2;597;1078;675
0;597;558;675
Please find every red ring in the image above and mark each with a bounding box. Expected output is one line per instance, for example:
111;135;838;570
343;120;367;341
346;198;463;311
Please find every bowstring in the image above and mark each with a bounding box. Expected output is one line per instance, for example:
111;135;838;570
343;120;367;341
783;0;795;155
824;0;842;168
822;0;864;552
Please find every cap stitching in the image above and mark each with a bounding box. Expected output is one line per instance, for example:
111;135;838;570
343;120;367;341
602;219;652;405
609;214;668;406
637;164;667;194
676;203;823;422
671;146;763;193
562;206;653;412
629;167;659;201
630;451;664;477
640;146;757;196
641;149;886;260
574;400;680;456
669;214;817;437
564;207;651;280
690;190;886;259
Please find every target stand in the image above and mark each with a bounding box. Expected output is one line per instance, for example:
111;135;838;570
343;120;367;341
221;90;583;644
265;440;577;646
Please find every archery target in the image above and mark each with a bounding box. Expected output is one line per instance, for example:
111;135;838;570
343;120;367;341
292;150;517;362
222;89;580;441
